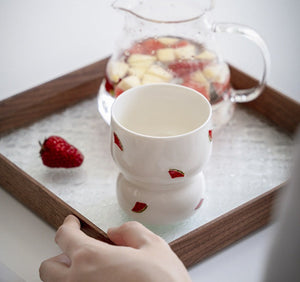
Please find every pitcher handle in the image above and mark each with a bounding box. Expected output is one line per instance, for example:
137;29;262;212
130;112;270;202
212;23;271;103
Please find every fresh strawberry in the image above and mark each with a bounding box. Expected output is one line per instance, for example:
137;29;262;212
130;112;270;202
39;136;84;168
168;60;204;77
181;80;210;101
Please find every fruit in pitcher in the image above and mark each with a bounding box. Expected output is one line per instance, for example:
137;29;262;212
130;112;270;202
156;48;176;62
142;74;166;84
213;76;231;95
127;54;156;68
203;63;230;83
104;76;114;94
182;80;210;101
128;66;148;79
182;70;210;99
127;38;165;55
146;65;173;81
107;61;129;83
196;50;217;61
114;86;124;97
203;63;231;97
168;60;204;76
104;36;231;104
39;136;84;168
172;40;189;48
189;70;209;85
157;37;179;45
132;202;148;213
168;169;185;178
127;42;144;55
174;44;196;59
116;75;141;95
141;38;166;54
141;65;173;84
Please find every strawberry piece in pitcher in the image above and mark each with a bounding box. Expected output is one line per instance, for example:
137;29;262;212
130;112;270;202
168;60;204;77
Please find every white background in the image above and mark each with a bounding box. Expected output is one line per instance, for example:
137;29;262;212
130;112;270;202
0;0;299;281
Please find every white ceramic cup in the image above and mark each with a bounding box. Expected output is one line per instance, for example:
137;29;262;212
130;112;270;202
111;83;212;224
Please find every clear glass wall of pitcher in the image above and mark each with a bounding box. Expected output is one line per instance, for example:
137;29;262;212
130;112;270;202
97;0;270;128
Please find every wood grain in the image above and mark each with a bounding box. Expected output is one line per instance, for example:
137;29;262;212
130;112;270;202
170;184;284;267
0;57;298;267
230;65;300;135
0;151;283;267
0;153;113;244
0;58;108;134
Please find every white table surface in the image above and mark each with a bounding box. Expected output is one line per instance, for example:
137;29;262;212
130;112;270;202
0;1;299;281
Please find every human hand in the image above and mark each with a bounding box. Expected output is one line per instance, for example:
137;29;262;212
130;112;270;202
39;215;191;282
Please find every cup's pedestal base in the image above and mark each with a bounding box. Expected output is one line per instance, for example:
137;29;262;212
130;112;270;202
116;172;205;225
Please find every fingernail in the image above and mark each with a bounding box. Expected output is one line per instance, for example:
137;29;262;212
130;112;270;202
107;227;117;234
57;254;71;266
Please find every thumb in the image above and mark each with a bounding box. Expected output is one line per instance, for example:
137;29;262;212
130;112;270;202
107;221;161;249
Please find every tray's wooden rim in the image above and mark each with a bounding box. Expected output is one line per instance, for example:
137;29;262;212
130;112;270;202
0;57;299;268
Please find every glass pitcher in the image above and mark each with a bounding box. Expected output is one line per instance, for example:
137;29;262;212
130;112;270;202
98;0;270;128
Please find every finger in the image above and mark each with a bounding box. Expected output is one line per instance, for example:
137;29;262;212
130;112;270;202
62;214;81;230
39;255;68;282
47;253;71;267
107;221;161;249
55;215;94;257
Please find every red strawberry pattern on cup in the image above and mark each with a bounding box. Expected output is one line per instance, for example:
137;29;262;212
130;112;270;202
208;129;213;142
132;202;148;213
168;169;185;178
113;132;123;151
194;198;204;210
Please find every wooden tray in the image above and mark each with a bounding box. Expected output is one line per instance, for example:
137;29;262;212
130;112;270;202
0;57;299;268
